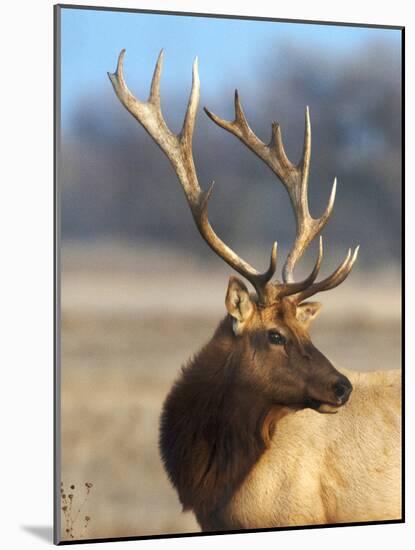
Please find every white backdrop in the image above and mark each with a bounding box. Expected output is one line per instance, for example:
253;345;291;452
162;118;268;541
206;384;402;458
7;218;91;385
0;1;411;549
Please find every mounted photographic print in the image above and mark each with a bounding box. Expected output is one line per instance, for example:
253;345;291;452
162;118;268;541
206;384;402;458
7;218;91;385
54;4;404;544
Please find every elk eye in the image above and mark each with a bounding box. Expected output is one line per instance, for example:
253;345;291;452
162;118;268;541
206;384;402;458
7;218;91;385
268;331;286;345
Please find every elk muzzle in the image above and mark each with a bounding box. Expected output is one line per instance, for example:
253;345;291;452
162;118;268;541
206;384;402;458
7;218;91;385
306;371;353;414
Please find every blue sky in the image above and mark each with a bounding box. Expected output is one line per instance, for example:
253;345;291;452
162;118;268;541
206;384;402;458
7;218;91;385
60;7;401;128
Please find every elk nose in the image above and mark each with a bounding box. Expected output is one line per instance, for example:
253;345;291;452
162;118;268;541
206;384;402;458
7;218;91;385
333;377;353;404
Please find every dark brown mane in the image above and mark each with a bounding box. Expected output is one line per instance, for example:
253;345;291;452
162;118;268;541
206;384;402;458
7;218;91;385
159;316;276;530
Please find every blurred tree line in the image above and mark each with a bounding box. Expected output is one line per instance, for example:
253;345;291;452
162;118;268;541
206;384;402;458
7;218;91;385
61;40;401;270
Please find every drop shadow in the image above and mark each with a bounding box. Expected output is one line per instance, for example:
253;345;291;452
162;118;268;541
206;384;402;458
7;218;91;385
21;525;53;543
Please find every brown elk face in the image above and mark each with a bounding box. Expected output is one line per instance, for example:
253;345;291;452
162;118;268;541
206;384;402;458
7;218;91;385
225;276;352;413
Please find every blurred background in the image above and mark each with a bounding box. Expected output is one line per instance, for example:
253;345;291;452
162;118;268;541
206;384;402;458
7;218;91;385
58;7;402;541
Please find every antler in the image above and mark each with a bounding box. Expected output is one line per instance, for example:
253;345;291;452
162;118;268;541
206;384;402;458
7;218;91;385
204;92;359;301
108;50;278;303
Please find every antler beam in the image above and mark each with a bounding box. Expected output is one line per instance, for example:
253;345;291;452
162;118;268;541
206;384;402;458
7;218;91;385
108;50;278;303
204;92;359;300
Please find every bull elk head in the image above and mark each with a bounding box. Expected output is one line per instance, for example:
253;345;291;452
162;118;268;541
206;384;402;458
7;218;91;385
108;50;359;414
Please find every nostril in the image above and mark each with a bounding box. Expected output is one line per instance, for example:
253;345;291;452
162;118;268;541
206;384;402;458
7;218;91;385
333;379;352;403
334;383;346;399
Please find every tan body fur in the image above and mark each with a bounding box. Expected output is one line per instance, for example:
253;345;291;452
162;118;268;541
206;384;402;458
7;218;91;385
226;369;401;528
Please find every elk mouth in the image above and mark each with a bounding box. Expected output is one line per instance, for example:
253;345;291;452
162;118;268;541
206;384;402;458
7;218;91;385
304;397;343;414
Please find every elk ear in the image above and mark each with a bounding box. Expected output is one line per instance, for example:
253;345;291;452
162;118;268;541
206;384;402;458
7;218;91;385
225;276;254;335
296;302;322;326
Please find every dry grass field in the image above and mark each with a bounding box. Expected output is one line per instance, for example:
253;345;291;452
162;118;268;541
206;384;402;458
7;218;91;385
59;242;401;541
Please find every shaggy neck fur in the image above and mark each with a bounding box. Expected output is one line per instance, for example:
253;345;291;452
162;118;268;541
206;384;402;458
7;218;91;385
159;316;282;531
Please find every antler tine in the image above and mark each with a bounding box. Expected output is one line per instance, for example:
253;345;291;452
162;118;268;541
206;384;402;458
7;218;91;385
108;50;278;301
282;175;337;284
278;236;323;298
181;57;200;146
204;89;296;184
149;49;164;105
300;105;311;181
108;49;178;161
294;245;360;303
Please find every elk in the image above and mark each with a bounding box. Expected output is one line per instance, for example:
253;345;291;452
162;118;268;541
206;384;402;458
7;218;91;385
108;50;401;531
